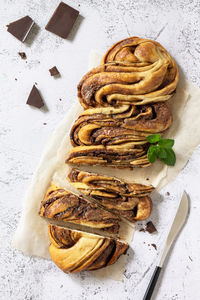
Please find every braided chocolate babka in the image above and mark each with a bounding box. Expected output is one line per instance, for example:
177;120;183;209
68;168;154;222
48;224;128;273
66;37;178;168
40;37;178;274
39;182;120;233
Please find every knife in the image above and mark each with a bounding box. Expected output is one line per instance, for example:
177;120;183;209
143;191;189;300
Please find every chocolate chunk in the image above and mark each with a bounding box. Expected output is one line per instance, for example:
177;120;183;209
151;243;157;250
146;221;157;234
49;66;60;76
7;16;34;42
18;52;27;59
45;2;79;38
26;85;44;108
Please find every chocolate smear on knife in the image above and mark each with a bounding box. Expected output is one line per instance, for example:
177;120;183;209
26;85;44;108
18;52;26;59
146;221;157;234
45;2;79;38
7;16;34;42
49;66;60;76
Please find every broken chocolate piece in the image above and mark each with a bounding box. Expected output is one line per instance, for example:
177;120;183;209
7;16;34;42
139;228;145;232
49;66;60;76
146;221;157;234
45;2;79;38
26;85;44;108
151;243;157;250
18;52;27;59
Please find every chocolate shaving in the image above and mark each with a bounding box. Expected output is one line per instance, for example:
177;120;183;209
45;2;79;39
18;52;27;59
146;221;157;234
49;66;60;76
7;16;34;42
26;85;44;108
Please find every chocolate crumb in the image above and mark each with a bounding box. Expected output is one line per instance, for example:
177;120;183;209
43;123;47;125
146;178;149;180
146;221;157;234
59;98;62;101
166;192;170;196
15;78;17;81
189;256;193;261
18;52;26;59
139;228;145;232
151;243;157;250
49;66;60;76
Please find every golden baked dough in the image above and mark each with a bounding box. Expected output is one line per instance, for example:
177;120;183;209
48;224;128;273
39;182;120;233
78;37;178;108
68;168;154;222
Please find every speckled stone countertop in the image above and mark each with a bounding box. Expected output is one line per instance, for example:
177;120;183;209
1;1;200;299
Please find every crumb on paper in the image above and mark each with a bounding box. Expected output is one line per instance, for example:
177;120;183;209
146;221;157;234
18;52;27;59
151;243;157;250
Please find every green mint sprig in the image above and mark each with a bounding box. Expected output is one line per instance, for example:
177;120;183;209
146;134;176;166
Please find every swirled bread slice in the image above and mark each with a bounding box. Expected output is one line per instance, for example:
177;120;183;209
39;182;120;234
78;37;178;109
70;103;172;147
48;224;128;273
68;169;154;223
66;144;150;168
66;101;172;168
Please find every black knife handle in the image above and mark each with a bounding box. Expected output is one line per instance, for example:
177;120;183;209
143;266;162;300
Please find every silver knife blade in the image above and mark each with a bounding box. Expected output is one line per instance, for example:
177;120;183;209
158;191;189;267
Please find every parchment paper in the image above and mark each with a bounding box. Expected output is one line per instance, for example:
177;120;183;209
13;51;200;281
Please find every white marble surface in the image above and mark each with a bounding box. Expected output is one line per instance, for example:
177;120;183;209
1;0;200;299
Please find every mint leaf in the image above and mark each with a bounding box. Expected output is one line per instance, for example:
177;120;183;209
158;139;174;148
160;148;176;166
147;145;159;163
146;134;161;144
157;147;167;159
